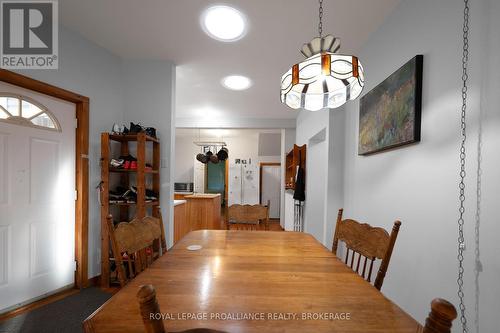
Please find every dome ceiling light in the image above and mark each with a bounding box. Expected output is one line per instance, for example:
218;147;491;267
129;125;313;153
222;75;252;91
280;0;365;111
201;5;247;42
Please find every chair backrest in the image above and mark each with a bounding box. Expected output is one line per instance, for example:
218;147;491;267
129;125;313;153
106;209;167;287
137;285;227;333
227;201;269;230
332;208;401;290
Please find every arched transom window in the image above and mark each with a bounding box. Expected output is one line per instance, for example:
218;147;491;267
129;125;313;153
0;94;61;131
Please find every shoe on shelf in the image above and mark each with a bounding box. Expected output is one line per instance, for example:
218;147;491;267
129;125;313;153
109;186;136;204
146;189;158;201
129;122;144;134
145;127;156;138
118;155;137;169
110;158;125;168
130;161;137;170
112;123;121;134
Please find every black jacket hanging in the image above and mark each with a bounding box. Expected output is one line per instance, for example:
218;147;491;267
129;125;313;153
293;151;305;201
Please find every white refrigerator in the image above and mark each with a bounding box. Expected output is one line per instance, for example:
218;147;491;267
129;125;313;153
228;163;259;205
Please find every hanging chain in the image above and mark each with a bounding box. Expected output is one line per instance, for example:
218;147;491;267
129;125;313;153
457;0;470;332
318;0;323;37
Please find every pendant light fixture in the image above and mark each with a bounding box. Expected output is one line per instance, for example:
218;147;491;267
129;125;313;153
280;0;365;111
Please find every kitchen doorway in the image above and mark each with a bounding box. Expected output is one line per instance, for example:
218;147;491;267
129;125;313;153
206;160;228;206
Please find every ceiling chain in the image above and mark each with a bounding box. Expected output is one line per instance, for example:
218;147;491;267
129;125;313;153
318;0;323;37
457;0;470;332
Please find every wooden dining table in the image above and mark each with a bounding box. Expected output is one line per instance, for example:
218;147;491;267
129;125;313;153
84;230;422;333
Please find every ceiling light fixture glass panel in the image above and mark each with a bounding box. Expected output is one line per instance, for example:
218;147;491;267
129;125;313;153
280;0;365;111
280;49;365;111
222;75;252;91
201;5;247;42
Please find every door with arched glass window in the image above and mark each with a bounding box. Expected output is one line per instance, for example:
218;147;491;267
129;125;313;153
0;81;76;312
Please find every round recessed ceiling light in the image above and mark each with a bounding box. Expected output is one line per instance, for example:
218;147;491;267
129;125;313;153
201;5;247;42
222;75;252;90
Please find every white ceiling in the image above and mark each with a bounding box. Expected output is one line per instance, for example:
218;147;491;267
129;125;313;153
60;0;400;122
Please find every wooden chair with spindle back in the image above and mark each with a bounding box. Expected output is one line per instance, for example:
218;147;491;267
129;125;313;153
137;285;227;333
106;207;167;287
227;200;270;231
332;208;401;290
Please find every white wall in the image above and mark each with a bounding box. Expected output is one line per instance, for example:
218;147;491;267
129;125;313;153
122;59;176;248
288;109;343;242
341;0;500;330
16;27;125;279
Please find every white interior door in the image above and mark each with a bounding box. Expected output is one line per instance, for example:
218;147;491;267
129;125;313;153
0;81;76;312
261;165;281;219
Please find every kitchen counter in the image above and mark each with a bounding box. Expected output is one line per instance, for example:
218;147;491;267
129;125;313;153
174;192;193;200
173;199;186;206
173;194;221;243
184;193;221;199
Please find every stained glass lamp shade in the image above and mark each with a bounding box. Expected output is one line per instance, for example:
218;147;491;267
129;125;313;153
280;35;365;111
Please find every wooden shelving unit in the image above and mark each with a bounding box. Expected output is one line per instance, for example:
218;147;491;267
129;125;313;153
100;132;160;288
285;144;306;190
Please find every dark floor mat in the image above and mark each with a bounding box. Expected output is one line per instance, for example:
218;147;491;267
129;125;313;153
0;287;112;333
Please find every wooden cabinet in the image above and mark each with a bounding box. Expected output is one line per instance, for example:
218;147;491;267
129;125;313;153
186;194;222;231
285;144;306;190
173;201;188;243
173;194;222;243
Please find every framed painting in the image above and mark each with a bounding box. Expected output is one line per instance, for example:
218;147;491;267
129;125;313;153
358;55;423;155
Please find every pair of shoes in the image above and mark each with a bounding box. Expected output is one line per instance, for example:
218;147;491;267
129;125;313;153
109;186;137;204
129;122;143;134
130;186;158;201
112;123;129;135
129;122;157;139
118;155;137;169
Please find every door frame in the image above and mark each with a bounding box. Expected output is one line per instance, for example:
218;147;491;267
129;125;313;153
204;159;229;206
259;162;281;209
0;69;90;289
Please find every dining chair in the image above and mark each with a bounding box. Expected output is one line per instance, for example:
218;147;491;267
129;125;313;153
331;208;401;290
106;210;166;287
137;284;227;333
419;298;457;333
226;200;269;231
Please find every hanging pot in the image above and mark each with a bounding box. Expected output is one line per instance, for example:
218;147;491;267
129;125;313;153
205;146;213;157
196;153;205;163
210;154;219;164
217;147;229;161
